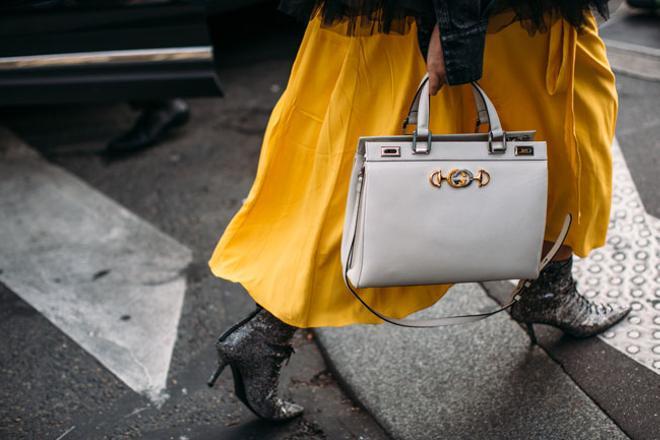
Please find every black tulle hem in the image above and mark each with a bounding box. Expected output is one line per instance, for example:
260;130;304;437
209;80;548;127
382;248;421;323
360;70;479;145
489;0;610;33
277;0;610;36
277;0;430;36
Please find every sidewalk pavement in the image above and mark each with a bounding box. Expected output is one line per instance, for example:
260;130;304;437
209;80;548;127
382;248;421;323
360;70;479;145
316;282;630;440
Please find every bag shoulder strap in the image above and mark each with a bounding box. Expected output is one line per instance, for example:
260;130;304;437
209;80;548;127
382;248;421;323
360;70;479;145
342;175;573;328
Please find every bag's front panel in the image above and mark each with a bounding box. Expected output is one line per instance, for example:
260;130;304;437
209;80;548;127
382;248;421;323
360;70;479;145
358;153;548;286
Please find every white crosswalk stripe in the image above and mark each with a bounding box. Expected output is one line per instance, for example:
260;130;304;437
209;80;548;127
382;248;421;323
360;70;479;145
0;127;192;404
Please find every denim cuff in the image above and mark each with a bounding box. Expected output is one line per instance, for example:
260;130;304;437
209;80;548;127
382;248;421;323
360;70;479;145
439;20;488;85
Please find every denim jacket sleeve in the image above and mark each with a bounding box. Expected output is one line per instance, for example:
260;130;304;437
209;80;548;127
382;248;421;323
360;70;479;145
429;0;492;86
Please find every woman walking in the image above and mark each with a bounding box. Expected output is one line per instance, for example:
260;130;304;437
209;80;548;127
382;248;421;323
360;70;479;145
206;0;631;421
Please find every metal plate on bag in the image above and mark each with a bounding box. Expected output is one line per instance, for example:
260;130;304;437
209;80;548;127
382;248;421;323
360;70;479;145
381;146;400;157
514;145;534;156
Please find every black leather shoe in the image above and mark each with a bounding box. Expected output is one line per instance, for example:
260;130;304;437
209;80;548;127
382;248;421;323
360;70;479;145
104;98;190;156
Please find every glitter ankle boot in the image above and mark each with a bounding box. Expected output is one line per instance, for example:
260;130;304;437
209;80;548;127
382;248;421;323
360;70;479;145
510;255;631;344
207;304;303;421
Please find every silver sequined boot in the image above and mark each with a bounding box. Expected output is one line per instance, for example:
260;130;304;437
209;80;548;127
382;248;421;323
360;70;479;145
207;304;304;421
510;255;631;344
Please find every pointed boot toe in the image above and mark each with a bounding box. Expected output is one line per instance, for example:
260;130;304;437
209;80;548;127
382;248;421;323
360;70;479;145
565;302;633;339
268;399;305;421
511;256;632;341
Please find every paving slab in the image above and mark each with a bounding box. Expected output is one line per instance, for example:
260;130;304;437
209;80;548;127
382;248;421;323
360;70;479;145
601;5;660;51
601;4;660;81
316;283;628;440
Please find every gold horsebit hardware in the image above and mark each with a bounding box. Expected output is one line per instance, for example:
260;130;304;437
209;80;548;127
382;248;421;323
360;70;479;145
429;168;491;188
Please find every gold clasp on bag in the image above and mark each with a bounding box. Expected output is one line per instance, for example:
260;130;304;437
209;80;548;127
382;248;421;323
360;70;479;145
429;168;490;189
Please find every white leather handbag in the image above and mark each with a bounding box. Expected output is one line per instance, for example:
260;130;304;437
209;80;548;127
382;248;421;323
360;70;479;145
340;73;573;327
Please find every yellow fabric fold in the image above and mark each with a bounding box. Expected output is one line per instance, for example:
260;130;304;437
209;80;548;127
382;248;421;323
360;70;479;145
546;18;582;225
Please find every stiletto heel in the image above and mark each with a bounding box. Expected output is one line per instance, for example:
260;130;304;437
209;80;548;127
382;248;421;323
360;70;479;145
207;305;261;388
525;323;538;345
207;358;228;388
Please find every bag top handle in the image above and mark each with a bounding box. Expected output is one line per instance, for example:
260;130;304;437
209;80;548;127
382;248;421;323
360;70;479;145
402;74;506;154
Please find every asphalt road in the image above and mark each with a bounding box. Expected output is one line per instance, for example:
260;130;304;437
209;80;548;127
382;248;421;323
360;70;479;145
0;7;388;440
1;2;658;440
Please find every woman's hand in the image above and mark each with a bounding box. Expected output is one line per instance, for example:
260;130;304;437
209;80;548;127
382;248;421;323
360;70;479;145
426;23;446;95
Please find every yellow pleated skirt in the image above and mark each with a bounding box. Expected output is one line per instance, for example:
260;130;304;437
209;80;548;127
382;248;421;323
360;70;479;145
208;11;618;328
